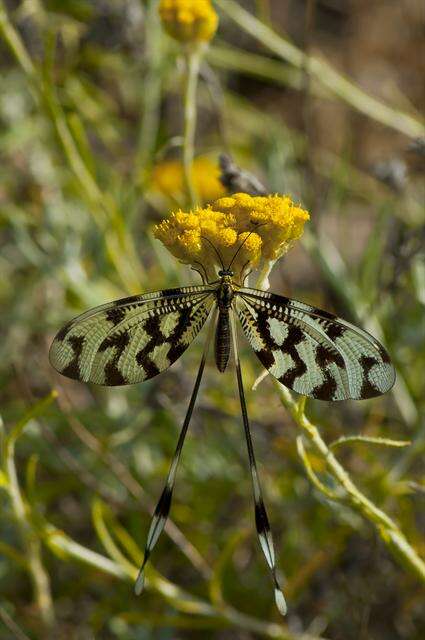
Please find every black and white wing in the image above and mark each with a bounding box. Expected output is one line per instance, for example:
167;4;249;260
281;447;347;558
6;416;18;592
50;286;214;386
235;288;395;401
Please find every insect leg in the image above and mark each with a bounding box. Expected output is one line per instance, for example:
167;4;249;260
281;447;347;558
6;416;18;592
230;311;287;616
135;308;217;595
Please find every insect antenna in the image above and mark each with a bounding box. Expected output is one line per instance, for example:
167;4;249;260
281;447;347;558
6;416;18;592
230;312;287;616
227;223;267;271
135;309;217;596
200;235;225;271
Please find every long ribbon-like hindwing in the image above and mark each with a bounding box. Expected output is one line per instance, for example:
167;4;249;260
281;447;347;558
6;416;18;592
135;310;217;595
230;311;287;616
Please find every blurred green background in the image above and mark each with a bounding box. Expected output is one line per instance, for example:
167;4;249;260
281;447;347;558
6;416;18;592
0;1;424;639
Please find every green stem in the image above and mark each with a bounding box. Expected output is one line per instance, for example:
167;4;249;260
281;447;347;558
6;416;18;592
183;46;202;206
296;436;341;500
329;435;411;450
43;517;322;640
0;1;35;77
207;45;310;93
134;0;163;194
276;384;425;583
2;395;57;629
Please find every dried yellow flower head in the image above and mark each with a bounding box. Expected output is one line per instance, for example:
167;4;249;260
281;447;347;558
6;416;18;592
159;0;218;44
151;157;226;203
154;193;310;283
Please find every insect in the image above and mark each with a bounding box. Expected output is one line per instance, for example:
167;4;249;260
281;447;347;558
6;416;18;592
50;231;396;616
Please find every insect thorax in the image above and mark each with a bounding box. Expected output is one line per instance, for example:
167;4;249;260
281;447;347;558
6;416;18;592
216;277;234;311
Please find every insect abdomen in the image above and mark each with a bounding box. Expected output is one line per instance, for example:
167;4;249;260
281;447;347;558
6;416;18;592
215;311;231;372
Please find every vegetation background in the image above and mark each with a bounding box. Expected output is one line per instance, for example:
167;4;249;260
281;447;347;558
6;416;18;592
0;1;424;639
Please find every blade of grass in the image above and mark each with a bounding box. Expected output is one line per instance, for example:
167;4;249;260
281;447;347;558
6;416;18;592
216;0;425;138
42;515;318;639
1;393;58;628
0;1;144;293
54;386;213;580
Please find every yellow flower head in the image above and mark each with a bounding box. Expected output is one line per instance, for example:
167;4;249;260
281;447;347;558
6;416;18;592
159;0;218;44
154;193;310;283
151;157;226;204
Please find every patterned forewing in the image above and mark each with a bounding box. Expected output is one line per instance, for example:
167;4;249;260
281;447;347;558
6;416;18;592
50;286;214;385
236;288;395;400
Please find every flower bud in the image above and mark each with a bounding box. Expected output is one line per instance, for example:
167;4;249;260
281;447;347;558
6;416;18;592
159;0;218;44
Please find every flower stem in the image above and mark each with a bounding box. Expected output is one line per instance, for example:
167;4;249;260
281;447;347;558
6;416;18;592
276;384;425;583
183;46;202;207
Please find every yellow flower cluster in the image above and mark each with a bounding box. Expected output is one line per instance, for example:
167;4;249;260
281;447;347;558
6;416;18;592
154;193;310;282
151;157;225;204
159;0;218;44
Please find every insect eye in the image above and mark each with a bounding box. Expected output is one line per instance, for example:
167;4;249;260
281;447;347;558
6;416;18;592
218;270;224;276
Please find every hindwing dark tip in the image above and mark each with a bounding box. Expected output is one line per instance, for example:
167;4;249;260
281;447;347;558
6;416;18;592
254;499;270;533
156;486;172;518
